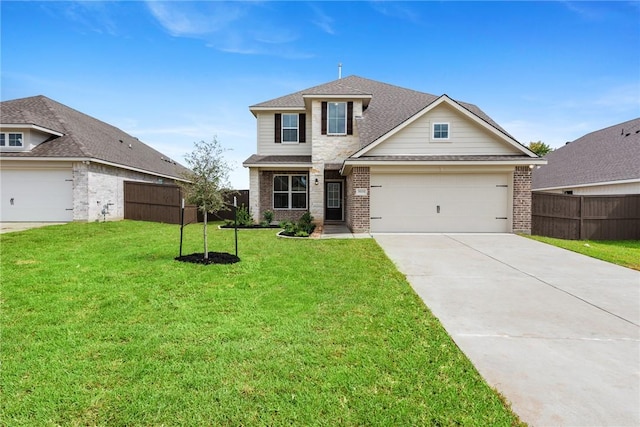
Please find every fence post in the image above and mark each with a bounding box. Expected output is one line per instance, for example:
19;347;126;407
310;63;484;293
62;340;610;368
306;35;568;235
179;197;185;257
579;196;585;240
234;196;238;258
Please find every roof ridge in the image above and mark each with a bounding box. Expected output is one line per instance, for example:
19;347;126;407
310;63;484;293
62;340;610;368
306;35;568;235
39;96;93;157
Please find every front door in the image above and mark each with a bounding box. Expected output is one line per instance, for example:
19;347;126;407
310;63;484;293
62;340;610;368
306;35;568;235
325;181;343;221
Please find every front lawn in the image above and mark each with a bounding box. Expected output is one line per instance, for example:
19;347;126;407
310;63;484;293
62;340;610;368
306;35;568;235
1;221;522;426
527;235;640;271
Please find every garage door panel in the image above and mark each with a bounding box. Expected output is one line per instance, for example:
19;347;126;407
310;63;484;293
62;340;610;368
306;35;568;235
1;169;73;222
371;173;510;233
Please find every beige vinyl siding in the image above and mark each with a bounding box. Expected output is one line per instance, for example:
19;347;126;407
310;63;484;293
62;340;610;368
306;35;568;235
367;103;520;156
256;112;311;156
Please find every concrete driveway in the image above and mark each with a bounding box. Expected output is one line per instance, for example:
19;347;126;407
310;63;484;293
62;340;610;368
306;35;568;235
0;222;67;234
374;233;640;427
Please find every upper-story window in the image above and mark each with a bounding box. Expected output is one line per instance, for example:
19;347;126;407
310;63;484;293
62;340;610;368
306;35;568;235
0;132;24;147
282;114;299;143
328;102;347;135
432;123;450;140
274;113;305;143
321;101;353;136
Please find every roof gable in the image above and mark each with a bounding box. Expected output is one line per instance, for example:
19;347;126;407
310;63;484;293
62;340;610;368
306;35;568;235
354;95;535;158
249;75;522;155
0;95;190;180
532;117;640;190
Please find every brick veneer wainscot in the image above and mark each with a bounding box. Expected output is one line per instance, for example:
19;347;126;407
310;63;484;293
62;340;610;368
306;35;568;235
346;166;370;233
513;166;532;234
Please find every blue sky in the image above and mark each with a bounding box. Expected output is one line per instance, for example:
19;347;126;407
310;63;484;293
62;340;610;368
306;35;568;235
2;1;639;189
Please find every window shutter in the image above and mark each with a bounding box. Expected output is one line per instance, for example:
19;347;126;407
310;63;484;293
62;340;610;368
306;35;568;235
274;114;282;143
321;102;327;135
347;101;353;135
299;113;306;143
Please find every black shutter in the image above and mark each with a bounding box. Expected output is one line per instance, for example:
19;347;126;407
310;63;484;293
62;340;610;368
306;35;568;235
299;113;306;143
321;102;327;135
274;113;281;143
347;101;353;135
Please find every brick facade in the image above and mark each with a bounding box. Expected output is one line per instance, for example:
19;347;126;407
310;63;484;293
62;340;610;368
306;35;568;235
346;166;370;233
258;170;310;223
513;166;532;234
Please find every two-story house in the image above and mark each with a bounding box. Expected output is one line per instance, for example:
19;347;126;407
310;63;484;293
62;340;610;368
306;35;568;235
243;76;545;234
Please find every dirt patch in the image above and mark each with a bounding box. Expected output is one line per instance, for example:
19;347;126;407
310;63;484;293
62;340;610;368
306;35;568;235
175;252;240;265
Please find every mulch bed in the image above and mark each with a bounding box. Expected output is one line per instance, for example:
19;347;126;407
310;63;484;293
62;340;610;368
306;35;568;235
219;225;281;229
175;252;240;265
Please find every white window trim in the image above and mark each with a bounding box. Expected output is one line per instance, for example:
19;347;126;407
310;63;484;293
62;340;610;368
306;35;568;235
328;102;347;136
273;174;308;210
0;132;24;148
326;181;341;209
431;122;450;141
281;113;299;144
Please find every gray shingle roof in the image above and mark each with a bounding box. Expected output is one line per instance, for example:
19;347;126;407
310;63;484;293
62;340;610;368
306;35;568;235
1;95;190;179
243;155;312;166
251;75;514;149
532;117;640;190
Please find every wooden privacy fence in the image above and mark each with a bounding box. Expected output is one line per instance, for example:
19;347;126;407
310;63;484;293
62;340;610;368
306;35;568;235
532;192;640;240
124;181;249;224
124;181;197;225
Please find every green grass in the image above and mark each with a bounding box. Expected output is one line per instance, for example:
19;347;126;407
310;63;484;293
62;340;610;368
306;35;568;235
527;235;640;271
1;221;523;426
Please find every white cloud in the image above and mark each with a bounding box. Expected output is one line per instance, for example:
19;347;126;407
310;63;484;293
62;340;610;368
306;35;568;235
369;1;421;23
145;1;312;58
145;2;246;37
593;83;640;111
42;1;122;36
310;4;336;35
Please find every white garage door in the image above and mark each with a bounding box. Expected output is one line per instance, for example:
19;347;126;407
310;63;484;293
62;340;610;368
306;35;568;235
370;173;510;233
1;169;73;222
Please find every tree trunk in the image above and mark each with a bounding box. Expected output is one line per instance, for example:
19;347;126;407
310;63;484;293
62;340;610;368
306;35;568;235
203;210;208;259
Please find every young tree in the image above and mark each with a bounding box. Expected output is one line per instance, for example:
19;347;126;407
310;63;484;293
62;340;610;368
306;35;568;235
528;140;553;157
179;137;232;260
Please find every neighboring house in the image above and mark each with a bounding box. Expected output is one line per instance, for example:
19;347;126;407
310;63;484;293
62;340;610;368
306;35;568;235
0;95;190;222
243;75;545;233
532;118;640;195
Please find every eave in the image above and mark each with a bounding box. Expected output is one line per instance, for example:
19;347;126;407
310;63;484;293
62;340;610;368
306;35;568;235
340;156;547;175
0;156;189;182
249;106;305;117
533;177;640;192
0;123;64;137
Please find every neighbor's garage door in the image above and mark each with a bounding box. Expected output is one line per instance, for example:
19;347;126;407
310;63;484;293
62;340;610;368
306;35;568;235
370;173;510;233
0;169;73;222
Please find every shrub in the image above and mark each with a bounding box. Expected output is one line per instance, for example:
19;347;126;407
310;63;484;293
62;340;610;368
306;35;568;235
236;204;254;226
280;221;296;235
279;213;315;237
263;210;275;224
297;212;315;234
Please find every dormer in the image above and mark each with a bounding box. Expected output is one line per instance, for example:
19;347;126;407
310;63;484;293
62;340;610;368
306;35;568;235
0;124;63;152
